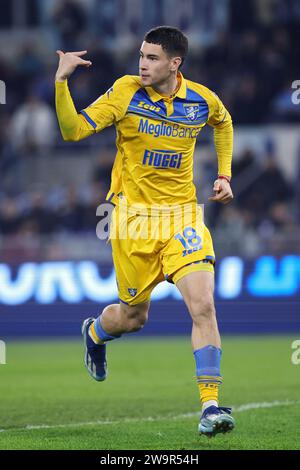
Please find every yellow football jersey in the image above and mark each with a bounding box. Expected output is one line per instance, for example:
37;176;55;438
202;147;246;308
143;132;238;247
55;73;232;302
79;72;233;208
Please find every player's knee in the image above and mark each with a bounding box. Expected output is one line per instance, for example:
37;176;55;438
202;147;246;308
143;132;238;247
128;316;147;332
120;303;149;333
189;295;215;324
127;311;148;332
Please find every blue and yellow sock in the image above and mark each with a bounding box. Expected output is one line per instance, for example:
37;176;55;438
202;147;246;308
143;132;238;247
194;345;223;410
89;316;121;344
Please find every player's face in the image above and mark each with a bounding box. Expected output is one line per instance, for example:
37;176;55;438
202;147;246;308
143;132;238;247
139;41;179;87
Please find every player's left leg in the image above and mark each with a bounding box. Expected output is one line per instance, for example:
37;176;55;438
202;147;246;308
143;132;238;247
175;268;235;437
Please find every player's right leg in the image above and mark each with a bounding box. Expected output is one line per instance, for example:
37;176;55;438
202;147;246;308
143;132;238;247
82;300;150;381
83;203;161;381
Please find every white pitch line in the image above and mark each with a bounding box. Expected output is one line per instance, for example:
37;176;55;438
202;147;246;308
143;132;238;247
0;400;299;434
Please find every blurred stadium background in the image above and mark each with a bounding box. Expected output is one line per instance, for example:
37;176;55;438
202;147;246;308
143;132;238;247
0;0;299;337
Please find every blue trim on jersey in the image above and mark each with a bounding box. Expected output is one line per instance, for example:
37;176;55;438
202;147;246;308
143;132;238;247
80;110;97;129
128;110;207;126
127;86;208;125
107;192;115;202
127;107;163;120
119;298;129;305
128;88;165;116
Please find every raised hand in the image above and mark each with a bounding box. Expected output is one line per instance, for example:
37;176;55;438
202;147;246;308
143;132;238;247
55;50;92;82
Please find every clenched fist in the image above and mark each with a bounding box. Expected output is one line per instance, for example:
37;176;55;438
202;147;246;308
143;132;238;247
55;50;92;82
208;178;234;204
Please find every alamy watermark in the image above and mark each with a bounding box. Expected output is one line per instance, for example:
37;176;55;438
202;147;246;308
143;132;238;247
0;80;6;104
291;80;300;105
96;200;205;245
0;340;6;364
291;340;300;365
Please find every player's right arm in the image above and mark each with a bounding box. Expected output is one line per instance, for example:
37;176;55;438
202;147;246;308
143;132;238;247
55;50;130;142
55;50;95;141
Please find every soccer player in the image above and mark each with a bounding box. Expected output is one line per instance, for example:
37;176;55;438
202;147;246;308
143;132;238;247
55;26;235;437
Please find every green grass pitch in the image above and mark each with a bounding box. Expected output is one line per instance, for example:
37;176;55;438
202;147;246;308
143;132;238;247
0;336;299;450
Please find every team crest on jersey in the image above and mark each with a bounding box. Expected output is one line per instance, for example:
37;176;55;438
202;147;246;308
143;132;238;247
128;288;137;297
183;103;200;121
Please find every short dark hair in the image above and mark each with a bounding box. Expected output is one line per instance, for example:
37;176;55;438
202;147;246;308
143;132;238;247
144;26;188;68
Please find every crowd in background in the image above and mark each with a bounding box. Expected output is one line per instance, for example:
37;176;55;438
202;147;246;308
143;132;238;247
1;0;300;122
0;0;300;260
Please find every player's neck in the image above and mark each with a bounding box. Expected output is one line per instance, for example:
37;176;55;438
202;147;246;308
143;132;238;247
152;73;179;98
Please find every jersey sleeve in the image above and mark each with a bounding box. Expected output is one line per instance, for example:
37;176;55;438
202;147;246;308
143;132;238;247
206;90;233;178
55;80;95;142
80;76;134;132
207;91;232;128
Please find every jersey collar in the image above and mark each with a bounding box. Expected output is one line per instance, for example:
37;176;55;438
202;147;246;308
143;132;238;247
145;71;187;102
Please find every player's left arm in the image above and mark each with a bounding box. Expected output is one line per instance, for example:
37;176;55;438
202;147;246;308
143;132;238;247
207;92;233;204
